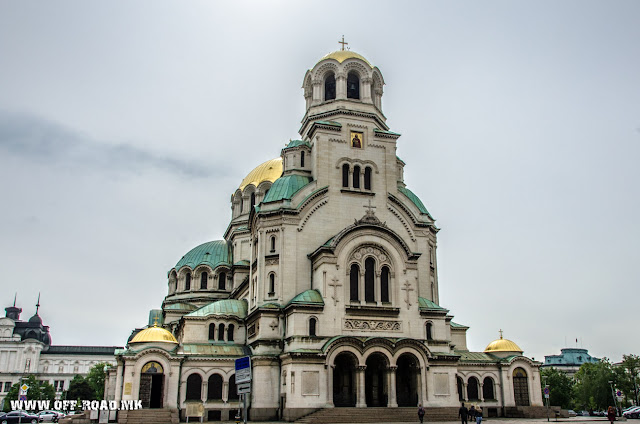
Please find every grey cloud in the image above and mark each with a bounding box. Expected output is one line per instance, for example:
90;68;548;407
0;111;221;179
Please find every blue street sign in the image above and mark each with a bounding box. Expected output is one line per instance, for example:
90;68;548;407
235;356;251;384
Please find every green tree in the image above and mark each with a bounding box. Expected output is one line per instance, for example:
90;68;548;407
614;354;640;407
85;362;110;400
65;374;95;401
2;375;55;412
540;367;575;409
574;359;617;410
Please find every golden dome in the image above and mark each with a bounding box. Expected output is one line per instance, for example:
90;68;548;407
484;334;523;353
130;326;178;344
319;50;372;67
239;158;282;191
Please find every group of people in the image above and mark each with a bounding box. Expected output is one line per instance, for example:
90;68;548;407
416;402;484;424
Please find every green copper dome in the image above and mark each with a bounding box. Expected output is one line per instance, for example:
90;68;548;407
288;289;324;306
398;186;433;218
285;139;311;148
418;297;447;311
186;299;248;319
263;175;312;203
174;240;232;272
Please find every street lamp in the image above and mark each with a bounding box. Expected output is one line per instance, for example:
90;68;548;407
608;381;618;416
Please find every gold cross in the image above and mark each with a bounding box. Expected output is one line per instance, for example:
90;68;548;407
152;315;159;326
499;329;503;339
339;35;348;51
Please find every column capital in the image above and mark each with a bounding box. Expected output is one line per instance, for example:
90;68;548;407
387;365;398;371
357;365;367;371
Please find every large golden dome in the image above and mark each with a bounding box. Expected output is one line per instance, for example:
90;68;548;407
319;50;372;67
239;158;282;191
484;334;523;353
130;326;178;344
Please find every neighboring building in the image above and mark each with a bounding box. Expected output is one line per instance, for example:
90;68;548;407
0;299;121;408
542;348;600;376
107;46;545;422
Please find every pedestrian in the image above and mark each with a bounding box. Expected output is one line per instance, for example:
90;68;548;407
476;407;483;424
459;402;469;424
418;404;426;423
469;405;476;422
607;406;616;423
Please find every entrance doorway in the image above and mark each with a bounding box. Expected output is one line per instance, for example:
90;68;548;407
396;354;419;406
365;353;388;407
333;353;357;407
513;368;530;406
139;361;164;408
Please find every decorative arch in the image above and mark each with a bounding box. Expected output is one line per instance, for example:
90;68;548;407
483;376;495;400
313;62;339;82
207;373;223;400
185;373;202;401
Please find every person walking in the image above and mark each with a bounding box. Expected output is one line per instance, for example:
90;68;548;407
418;404;426;423
607;406;616;423
469;405;476;422
459;402;469;424
476;407;483;424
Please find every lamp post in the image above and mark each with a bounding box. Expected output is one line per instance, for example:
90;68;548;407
609;381;618;416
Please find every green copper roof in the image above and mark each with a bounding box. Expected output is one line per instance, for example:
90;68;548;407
260;302;282;309
288;289;324;306
456;351;499;363
374;128;401;136
234;260;250;267
315;120;341;127
418;297;446;311
186;299;248;319
263;175;312;203
286;139;310;148
450;321;468;329
174;240;232;271
398;186;433;217
164;302;198;311
396;155;406;165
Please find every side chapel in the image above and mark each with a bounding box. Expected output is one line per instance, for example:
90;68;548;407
107;44;544;422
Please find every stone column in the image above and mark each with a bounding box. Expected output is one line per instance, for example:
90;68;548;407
479;382;484;401
312;79;322;105
359;270;365;305
419;366;428;406
356;366;367;407
388;366;398;407
336;73;347;99
463;382;468;401
375;271;381;306
327;365;334;407
362;77;372;103
223;381;229;403
114;363;124;402
202;380;208;403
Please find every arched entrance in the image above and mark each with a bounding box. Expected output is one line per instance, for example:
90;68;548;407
456;376;464;401
365;353;388;407
139;361;164;408
333;353;357;407
513;368;530;406
396;354;419;406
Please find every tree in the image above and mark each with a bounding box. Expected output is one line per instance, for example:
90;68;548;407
65;374;95;401
86;362;110;400
2;375;55;412
614;354;640;407
540;367;575;409
574;359;617;410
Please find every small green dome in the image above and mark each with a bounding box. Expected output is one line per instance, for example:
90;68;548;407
285;139;310;148
186;299;248;319
288;289;324;306
174;240;232;272
397;186;433;218
263;175;312;203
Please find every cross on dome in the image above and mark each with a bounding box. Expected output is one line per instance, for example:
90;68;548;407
338;35;349;51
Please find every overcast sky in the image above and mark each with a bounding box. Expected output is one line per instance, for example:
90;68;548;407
0;0;638;363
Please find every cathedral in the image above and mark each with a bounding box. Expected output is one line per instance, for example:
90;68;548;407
106;46;544;422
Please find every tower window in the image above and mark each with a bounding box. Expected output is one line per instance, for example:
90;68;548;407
347;72;360;99
353;166;361;189
269;273;275;295
218;323;225;341
342;164;350;188
250;192;256;210
426;322;433;341
208;323;216;340
364;257;375;302
227;324;235;342
325;73;336;101
350;264;359;301
381;266;390;303
218;272;226;290
301;151;305;168
200;272;208;289
364;167;372;190
309;317;317;337
270;236;276;252
185;272;191;291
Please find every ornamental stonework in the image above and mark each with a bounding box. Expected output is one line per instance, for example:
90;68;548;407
343;319;402;332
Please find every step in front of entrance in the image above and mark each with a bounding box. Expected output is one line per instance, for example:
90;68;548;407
295;407;458;423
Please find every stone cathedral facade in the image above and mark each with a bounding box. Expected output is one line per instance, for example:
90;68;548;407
107;48;544;422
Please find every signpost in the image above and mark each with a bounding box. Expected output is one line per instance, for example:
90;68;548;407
543;386;550;422
235;356;251;424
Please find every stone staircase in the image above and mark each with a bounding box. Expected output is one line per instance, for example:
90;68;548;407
117;408;179;424
295;407;458;423
504;405;558;418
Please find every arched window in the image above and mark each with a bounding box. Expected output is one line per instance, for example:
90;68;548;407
218;323;225;342
364;167;372;190
269;274;275;295
270;236;276;252
240;197;244;213
381;266;390;303
186;374;202;400
350;264;359;301
467;377;479;400
347;72;360;99
207;374;223;400
301;151;305;167
364;257;375;302
227;324;235;342
426;322;433;341
208;323;216;340
185;272;191;291
483;377;495;400
200;272;208;289
353;165;361;189
309;317;317;337
250;192;256;210
218;272;226;290
342;164;350;188
325;73;336;101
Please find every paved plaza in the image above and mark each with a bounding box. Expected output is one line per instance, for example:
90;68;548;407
209;418;625;424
